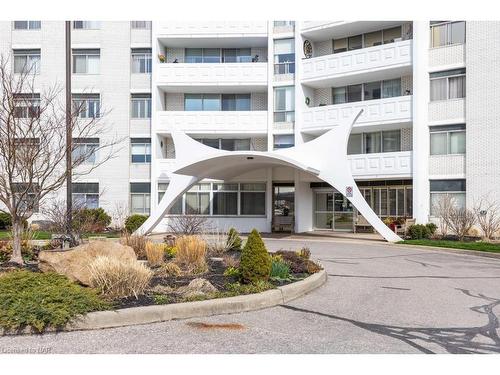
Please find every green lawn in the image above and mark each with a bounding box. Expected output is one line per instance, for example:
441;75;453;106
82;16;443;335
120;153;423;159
0;230;121;241
399;239;500;254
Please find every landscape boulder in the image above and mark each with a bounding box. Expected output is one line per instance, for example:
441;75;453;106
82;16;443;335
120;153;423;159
177;278;217;298
38;241;137;286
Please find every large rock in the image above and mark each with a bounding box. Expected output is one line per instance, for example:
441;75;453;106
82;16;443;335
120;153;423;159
177;278;217;298
38;241;137;286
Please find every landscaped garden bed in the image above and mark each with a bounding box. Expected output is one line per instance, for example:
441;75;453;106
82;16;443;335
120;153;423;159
0;228;322;334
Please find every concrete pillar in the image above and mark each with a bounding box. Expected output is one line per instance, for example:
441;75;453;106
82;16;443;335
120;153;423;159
412;21;430;223
294;170;313;233
266;167;273;232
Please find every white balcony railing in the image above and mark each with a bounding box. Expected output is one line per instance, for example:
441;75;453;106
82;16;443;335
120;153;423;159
156;111;268;134
156;62;268;86
348;151;412;179
302;40;412;83
302;96;412;133
156;21;268;37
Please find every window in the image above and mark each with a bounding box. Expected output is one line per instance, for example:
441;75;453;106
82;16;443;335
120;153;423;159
240;183;266;215
430;69;466;101
359;183;412;218
14;138;40;156
185;184;210;215
274;86;294;122
382;27;402;44
274;39;295;74
131;94;151;118
332;87;347;104
12;183;39;213
72;138;98;164
430;124;466;155
13;49;40;74
13;21;41;30
72;183;99;209
430;179;466;216
430;21;466;47
364;81;382;101
73;21;100;30
333;79;401;104
364;132;382;153
222;48;252;63
131;138;151;163
273;134;295;150
72;49;100;74
382;78;402;98
221;94;251;111
213;183;238;215
333;26;403;54
13;94;40;118
185;94;251;111
130;183;150;215
185;48;221;63
333;38;348;53
348;130;401;154
131;48;152;73
196;138;251;151
131;21;151;29
348;35;363;50
72;94;100;118
364;30;383;47
157;183;183;214
382;130;401;152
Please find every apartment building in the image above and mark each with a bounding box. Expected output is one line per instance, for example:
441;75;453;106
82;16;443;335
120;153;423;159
2;20;499;235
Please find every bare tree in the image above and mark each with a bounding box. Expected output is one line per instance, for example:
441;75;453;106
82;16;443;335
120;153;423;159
473;194;500;241
110;200;128;231
167;215;212;236
434;195;453;238
446;207;476;241
0;55;122;264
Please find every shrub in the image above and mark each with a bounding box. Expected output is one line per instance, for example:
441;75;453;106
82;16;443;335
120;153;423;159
275;250;321;274
223;266;241;278
222;254;240;268
270;259;291;280
0;271;109;332
0;238;36;263
88;256;153;299
408;224;431;240
174;235;207;274
426;222;438;236
145;242;166;267
204;229;233;256
73;208;111;233
0;211;12;230
227;227;242;251
164;245;177;259
120;234;147;259
124;214;148;233
157;262;182;277
297;247;311;259
240;229;271;284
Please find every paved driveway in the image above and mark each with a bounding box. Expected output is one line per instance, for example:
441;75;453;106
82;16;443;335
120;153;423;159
1;238;500;354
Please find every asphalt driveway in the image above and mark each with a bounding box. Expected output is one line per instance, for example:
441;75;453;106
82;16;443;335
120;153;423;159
1;238;500;354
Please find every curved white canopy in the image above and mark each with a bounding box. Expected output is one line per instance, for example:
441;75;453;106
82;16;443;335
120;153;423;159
137;109;402;242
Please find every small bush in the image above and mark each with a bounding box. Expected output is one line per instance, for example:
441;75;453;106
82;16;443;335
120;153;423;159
408;224;431;240
0;271;109;332
0;238;36;263
120;234;147;259
88;256;153;299
297;247;311;259
223;266;241;278
270;259;291;280
145;242;166;267
153;294;170;305
124;214;148;233
240;229;271;284
227;228;242;251
275;250;321;274
0;211;12;230
157;262;182;277
222;254;239;268
426;222;438;236
73;208;111;233
164;245;177;259
174;236;207;274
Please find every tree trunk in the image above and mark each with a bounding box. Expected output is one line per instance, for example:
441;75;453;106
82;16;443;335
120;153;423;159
10;219;24;265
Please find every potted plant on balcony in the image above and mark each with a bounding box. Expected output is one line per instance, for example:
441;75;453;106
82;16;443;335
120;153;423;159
158;54;166;63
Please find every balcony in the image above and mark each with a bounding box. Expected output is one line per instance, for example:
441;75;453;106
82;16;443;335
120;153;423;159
348;151;412;179
301;21;405;41
155;21;268;38
429;98;465;124
302;96;412;134
156;62;268;89
302;40;412;87
156;111;268;134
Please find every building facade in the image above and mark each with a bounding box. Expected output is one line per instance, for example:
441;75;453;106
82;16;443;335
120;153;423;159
1;21;498;234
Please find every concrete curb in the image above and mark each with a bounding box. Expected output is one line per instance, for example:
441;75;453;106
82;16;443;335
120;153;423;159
65;269;327;331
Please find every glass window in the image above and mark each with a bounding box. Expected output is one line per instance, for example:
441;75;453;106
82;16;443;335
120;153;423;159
364;30;383;47
130;183;150;215
333;38;348;54
131;49;152;73
364;132;381;153
221;94;251;111
72;94;100;118
13;94;40;118
184;94;203;111
14;21;41;30
72;138;98;164
203;48;221;63
222;48;252;63
273;134;295;150
382;78;401;98
185;184;210;215
348;35;363;50
202;94;221;111
13;49;40;74
274;86;295;122
274;39;295;74
364;81;382;101
430;132;448;155
449;131;466;154
430;126;466;155
430;21;466;47
72;183;99;209
430;179;466;216
383;27;402;44
332;87;347;104
240;183;266;215
185;48;203;63
131;94;151;118
382;130;401;152
430;69;466;101
213;184;238;215
131;21;151;29
347;84;362;102
347;134;362;155
451;21;466;45
72;49;100;74
73;21;101;29
131;138;151;163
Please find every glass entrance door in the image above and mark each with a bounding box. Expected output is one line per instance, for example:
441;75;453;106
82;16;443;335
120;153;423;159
314;190;354;231
273;185;294;217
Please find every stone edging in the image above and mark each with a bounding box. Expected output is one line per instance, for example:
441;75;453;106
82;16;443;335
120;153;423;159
64;269;327;332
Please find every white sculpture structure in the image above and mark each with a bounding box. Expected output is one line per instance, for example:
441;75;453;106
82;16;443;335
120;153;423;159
137;109;402;242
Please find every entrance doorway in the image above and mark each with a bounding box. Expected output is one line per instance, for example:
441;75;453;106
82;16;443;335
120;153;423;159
272;183;295;232
314;190;354;231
